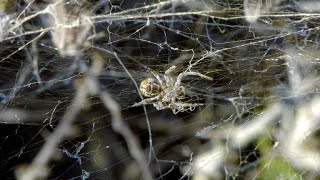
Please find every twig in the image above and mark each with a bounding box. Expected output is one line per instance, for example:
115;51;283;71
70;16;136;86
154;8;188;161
89;51;153;180
16;61;88;180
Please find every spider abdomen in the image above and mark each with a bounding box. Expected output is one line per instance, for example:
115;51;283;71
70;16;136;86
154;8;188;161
140;78;162;97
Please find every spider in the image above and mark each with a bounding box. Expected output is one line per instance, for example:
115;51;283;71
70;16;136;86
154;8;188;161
132;65;212;114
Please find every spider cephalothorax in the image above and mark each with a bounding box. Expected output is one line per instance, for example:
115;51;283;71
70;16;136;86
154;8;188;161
133;65;212;114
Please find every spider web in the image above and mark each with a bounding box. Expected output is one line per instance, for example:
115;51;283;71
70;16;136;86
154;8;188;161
1;0;320;179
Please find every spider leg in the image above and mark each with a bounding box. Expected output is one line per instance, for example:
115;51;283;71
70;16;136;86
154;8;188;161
164;66;176;87
170;71;211;106
131;94;161;107
165;65;176;75
173;71;212;90
171;102;203;114
147;68;165;87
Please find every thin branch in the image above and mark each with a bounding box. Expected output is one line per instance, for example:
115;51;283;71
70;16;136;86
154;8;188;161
16;63;87;180
90;51;153;180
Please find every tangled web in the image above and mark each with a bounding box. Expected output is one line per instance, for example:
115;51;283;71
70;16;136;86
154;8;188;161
1;0;320;179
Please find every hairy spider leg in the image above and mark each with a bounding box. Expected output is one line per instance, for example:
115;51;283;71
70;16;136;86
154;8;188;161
164;65;177;88
173;72;213;91
147;68;165;87
165;65;177;74
131;94;162;107
171;102;204;114
169;71;212;111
